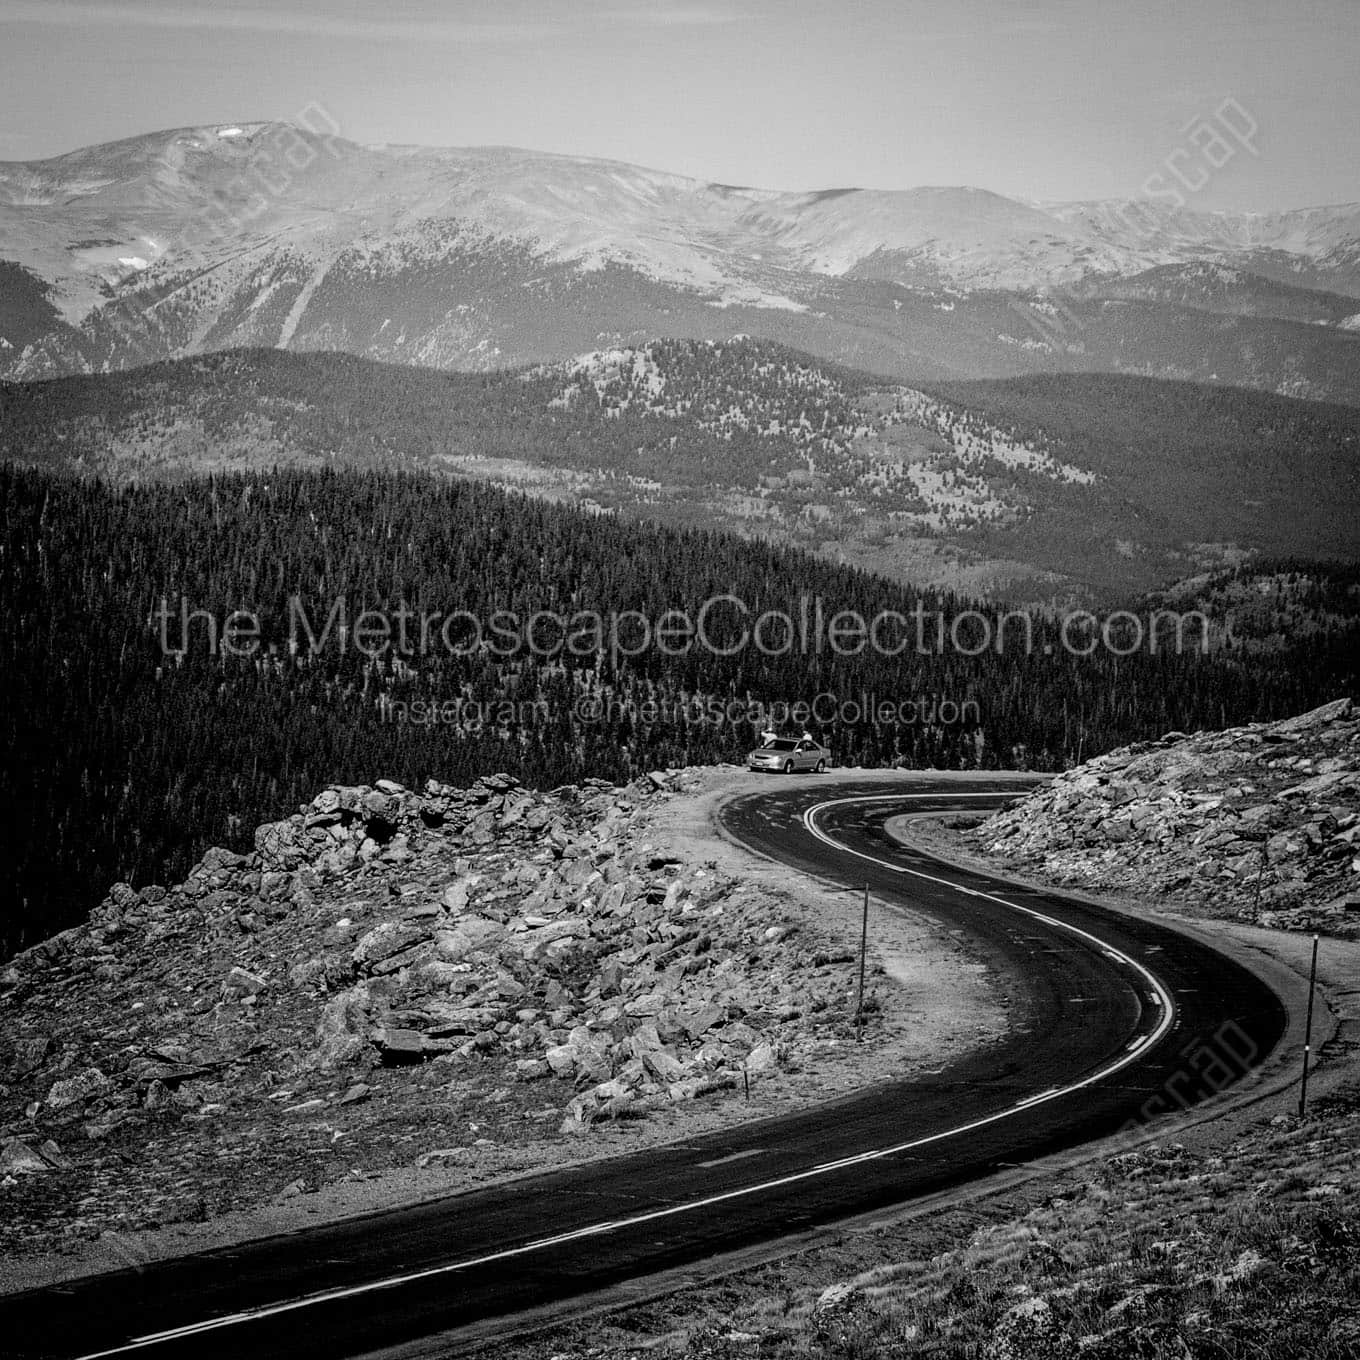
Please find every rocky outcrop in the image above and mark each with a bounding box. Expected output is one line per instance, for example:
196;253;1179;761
0;769;872;1252
972;699;1360;936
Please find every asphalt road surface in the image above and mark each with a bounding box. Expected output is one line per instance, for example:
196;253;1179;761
3;779;1288;1359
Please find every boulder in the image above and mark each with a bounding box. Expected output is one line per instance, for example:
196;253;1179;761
4;1033;55;1081
745;1042;778;1074
434;917;503;962
441;879;474;913
545;1044;577;1076
351;922;429;973
598;960;625;998
374;1028;426;1062
642;1047;686;1084
315;986;374;1069
0;1137;51;1176
222;965;267;999
46;1067;112;1111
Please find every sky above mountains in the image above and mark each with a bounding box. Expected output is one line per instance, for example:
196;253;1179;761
0;0;1356;210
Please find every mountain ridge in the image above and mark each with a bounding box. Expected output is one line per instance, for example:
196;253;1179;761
6;123;1356;230
3;122;1359;396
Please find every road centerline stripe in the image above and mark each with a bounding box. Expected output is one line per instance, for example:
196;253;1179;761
696;1148;765;1168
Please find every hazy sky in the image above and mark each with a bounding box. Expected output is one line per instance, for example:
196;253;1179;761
1;0;1356;208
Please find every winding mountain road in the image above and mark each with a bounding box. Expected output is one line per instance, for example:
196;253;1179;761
2;779;1288;1359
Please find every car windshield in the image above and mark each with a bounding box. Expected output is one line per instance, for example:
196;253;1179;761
761;739;797;751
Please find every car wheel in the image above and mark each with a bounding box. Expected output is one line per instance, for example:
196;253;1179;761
783;759;794;773
815;759;826;773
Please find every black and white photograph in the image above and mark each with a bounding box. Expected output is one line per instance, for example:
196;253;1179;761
1;1;1357;1355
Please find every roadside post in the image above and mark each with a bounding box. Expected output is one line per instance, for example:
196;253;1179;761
1298;932;1319;1119
855;882;869;1042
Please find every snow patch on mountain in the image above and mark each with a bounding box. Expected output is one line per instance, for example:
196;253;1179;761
69;235;168;286
707;281;807;312
276;254;332;349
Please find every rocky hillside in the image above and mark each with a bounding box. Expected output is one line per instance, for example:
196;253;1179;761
970;698;1360;936
0;770;887;1256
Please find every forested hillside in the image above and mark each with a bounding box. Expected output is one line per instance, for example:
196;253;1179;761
918;371;1360;591
3;464;1356;959
4;341;1358;601
1140;559;1360;651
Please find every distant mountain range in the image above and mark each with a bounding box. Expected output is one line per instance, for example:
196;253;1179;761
2;123;1358;401
5;339;1356;601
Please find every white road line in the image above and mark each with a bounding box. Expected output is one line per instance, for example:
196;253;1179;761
803;793;1176;1037
1013;1087;1062;1107
76;791;1176;1359
696;1148;764;1168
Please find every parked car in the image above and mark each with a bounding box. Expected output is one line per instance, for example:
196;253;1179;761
747;736;830;773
